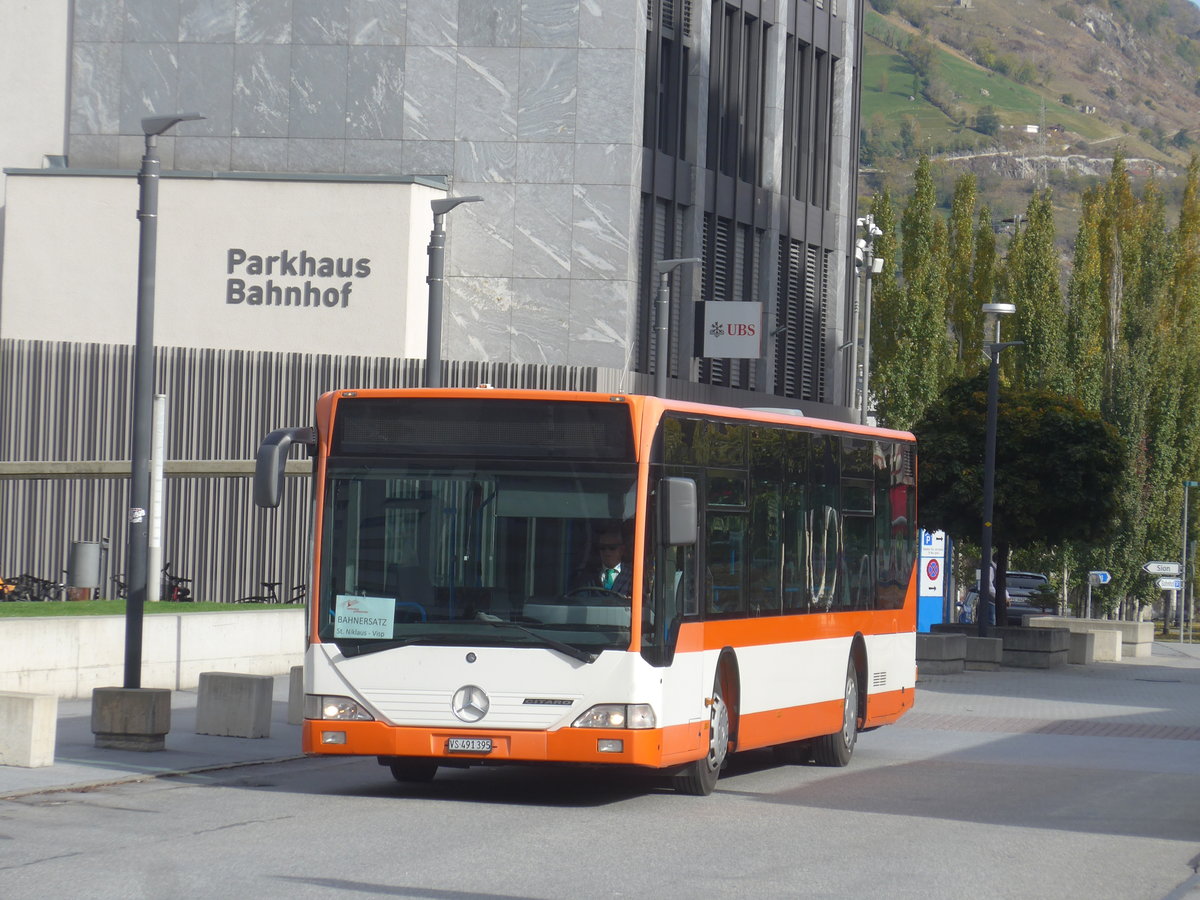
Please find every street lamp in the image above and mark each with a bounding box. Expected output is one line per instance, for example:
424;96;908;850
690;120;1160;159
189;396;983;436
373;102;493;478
1182;480;1199;642
653;257;700;398
124;112;203;689
425;195;483;388
977;302;1018;638
858;219;884;425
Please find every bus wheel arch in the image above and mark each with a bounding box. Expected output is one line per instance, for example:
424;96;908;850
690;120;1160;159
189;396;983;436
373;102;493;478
813;636;865;767
673;649;740;796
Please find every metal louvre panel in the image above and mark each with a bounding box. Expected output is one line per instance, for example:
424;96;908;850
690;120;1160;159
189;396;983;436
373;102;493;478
364;688;578;730
802;244;820;400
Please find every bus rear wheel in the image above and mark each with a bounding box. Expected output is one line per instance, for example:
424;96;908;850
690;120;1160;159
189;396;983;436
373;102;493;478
812;659;859;767
387;758;439;782
674;679;730;796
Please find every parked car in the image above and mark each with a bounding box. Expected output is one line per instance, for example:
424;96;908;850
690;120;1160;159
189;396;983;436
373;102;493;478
960;572;1054;626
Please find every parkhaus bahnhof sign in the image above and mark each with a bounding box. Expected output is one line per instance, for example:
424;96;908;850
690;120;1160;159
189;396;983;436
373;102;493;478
225;248;374;308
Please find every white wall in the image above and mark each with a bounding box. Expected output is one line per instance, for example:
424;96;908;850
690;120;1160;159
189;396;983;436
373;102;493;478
0;0;69;168
0;610;305;699
1;172;442;357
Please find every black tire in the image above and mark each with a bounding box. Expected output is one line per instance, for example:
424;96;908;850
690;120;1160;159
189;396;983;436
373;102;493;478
674;677;731;796
388;758;439;783
812;659;859;767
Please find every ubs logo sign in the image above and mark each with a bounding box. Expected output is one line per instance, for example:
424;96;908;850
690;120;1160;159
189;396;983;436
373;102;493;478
698;302;763;359
225;248;373;309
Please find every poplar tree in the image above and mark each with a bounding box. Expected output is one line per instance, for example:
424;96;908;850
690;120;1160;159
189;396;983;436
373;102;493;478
874;156;953;429
1007;191;1069;393
1065;186;1105;411
945;174;978;371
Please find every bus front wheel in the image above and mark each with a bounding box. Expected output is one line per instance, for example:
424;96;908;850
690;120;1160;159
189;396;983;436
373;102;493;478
674;679;730;796
812;659;859;767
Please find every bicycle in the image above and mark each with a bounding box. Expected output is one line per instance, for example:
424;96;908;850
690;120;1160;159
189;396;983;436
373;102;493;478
8;573;64;602
236;581;307;604
161;562;193;602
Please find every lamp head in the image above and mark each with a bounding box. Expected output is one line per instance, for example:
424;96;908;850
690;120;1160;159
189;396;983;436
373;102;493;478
141;113;204;137
982;302;1016;344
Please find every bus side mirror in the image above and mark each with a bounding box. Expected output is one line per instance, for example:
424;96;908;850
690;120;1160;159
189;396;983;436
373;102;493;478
660;477;697;546
254;427;316;508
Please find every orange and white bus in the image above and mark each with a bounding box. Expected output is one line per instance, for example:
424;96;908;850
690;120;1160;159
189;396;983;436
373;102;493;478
255;387;917;795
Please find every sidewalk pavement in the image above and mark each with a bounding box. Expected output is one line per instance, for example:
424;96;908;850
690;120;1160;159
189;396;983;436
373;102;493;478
3;641;1200;800
0;673;304;799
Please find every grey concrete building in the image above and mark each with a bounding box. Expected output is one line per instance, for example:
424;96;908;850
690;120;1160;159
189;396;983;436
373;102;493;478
0;0;866;601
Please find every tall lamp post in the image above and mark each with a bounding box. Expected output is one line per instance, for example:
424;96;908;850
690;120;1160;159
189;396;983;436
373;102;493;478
425;195;483;388
857;218;883;425
124;112;203;689
1182;480;1198;642
977;302;1018;638
653;257;700;398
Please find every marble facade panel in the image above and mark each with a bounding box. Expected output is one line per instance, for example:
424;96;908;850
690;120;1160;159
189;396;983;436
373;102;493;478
514;184;573;279
571;184;636;281
235;0;292;44
347;46;406;139
459;0;520;47
345;139;405;174
576;49;642;145
515;143;574;183
407;0;457;47
120;43;180;134
71;43;122;134
232;44;291;137
180;0;237;42
289;45;350;138
445;183;515;279
287;138;347;172
445;276;514;361
124;0;181;42
403;140;455;177
573;143;636;186
403;46;457;141
293;0;351;44
178;43;236;136
579;0;644;50
517;48;576;143
175;136;233;170
350;0;406;45
63;135;121;169
510;278;570;365
568;278;635;370
74;0;126;42
231;137;290;170
455;48;519;142
521;0;578;48
454;142;518;183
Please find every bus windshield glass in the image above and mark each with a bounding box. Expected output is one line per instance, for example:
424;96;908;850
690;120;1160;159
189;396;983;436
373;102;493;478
318;460;638;659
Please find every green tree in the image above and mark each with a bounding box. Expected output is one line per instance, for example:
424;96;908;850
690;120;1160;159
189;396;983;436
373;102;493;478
1007;191;1069;392
873;156;953;429
1065;186;1106;410
915;373;1125;617
945;174;978;370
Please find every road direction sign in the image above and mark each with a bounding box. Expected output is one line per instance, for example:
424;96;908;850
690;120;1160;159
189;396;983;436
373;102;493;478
1143;561;1182;576
1156;577;1183;591
1088;570;1111;585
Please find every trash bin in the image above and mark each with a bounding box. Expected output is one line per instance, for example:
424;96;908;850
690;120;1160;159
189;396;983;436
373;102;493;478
67;541;101;601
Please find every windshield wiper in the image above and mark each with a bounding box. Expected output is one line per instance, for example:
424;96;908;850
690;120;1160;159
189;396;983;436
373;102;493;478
474;615;597;664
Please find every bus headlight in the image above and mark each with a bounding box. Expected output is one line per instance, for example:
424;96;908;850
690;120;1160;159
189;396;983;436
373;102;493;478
304;694;375;721
572;704;655;729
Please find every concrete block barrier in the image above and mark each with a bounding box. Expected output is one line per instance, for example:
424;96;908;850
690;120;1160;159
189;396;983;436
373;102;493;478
964;637;1003;670
993;626;1070;668
196;672;273;739
917;632;965;674
91;687;171;751
287;665;304;726
0;691;58;767
1069;631;1096;665
1026;617;1144;658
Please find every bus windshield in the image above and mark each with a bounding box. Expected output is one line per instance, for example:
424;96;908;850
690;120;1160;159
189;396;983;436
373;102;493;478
318;460;638;660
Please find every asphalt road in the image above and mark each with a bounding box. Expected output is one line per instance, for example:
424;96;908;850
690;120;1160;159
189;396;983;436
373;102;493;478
1;645;1198;900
